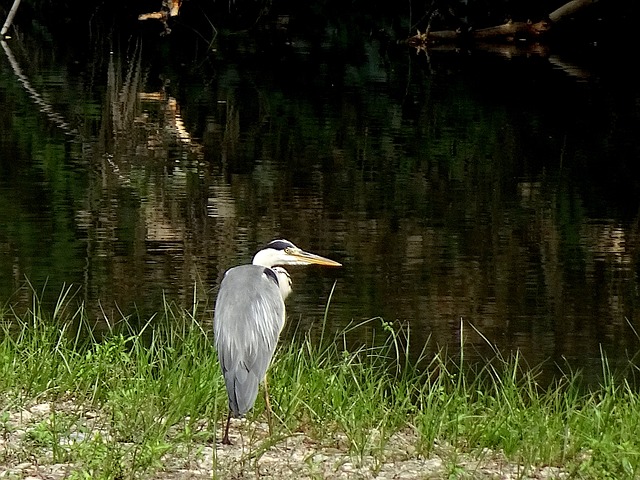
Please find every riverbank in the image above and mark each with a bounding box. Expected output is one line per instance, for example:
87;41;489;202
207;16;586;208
0;400;570;479
0;295;638;478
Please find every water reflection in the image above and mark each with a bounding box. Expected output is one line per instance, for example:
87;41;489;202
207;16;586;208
0;30;639;385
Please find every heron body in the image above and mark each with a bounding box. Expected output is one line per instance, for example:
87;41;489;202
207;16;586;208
214;264;290;417
213;239;341;445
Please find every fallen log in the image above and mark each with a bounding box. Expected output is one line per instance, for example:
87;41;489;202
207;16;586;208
549;0;599;23
138;0;182;35
473;19;551;41
1;0;22;37
407;0;599;49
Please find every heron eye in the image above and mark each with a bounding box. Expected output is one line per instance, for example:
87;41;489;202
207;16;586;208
284;247;293;254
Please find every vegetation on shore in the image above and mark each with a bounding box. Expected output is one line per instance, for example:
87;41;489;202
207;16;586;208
0;286;639;478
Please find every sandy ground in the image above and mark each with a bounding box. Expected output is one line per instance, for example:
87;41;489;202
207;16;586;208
0;401;570;479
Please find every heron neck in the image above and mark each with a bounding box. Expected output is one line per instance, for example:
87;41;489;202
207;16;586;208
271;266;292;300
252;249;275;267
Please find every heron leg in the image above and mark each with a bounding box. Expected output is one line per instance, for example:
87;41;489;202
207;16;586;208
222;410;232;445
264;375;273;435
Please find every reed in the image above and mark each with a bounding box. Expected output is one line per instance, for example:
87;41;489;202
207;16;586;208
0;286;639;478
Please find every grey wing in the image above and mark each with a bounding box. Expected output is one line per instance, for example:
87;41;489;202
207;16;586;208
213;265;286;416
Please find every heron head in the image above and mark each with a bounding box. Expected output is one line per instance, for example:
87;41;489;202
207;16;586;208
252;239;342;268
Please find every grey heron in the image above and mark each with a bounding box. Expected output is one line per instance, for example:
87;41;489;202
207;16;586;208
214;239;341;445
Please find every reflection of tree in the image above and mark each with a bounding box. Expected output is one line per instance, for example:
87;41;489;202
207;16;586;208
77;42;219;322
100;42;203;162
1;40;75;135
2;23;639;377
0;35;223;322
318;55;640;376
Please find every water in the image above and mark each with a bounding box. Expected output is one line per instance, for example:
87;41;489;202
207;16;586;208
1;25;639;384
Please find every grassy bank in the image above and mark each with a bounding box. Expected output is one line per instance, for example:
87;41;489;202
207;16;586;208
0;290;639;479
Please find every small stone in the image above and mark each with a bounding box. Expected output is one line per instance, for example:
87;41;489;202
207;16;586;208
30;403;51;415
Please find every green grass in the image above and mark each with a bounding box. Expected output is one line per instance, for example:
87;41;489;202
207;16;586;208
0;286;640;478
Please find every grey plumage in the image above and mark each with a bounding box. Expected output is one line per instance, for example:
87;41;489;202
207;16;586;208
214;265;286;417
213;239;341;445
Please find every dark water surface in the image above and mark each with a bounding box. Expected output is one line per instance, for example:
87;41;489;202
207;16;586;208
1;25;640;384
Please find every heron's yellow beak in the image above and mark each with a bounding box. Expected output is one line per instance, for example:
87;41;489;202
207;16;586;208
288;248;342;267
